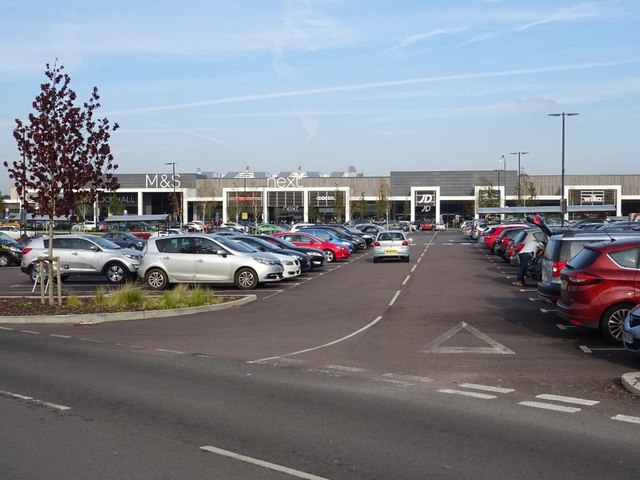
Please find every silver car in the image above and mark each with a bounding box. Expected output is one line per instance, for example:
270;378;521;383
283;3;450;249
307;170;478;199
139;234;284;290
20;235;141;283
373;230;411;263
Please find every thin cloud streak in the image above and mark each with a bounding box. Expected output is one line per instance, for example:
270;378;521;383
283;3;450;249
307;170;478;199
112;58;640;115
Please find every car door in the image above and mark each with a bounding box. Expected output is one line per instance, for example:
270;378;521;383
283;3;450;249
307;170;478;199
156;237;196;282
50;237;75;273
69;237;101;273
193;237;232;282
608;246;640;303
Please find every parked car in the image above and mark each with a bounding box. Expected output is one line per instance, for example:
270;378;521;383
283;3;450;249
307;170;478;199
139;234;284;290
0;225;36;239
130;225;155;239
0;232;24;267
298;227;357;253
313;224;368;250
257;234;326;269
622;304;640;352
20;235;141;283
373;230;411;263
482;224;528;252
226;234;307;275
354;224;387;236
149;228;188;238
421;222;434;231
494;227;531;261
556;237;640;343
102;231;147;250
537;230;640;304
273;232;350;263
435;222;446;231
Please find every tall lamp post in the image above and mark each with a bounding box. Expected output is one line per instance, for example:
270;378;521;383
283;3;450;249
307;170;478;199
510;151;528;205
548;113;579;224
165;162;177;222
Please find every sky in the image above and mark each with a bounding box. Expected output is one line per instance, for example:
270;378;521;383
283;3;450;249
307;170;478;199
1;0;639;194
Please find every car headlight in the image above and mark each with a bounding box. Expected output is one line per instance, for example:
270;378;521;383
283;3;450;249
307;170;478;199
11;247;22;253
253;256;279;266
124;253;140;260
283;260;294;265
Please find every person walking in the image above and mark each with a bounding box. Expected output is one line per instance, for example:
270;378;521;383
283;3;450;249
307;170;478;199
516;237;543;287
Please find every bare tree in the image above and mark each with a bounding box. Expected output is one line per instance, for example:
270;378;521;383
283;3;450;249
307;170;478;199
4;61;119;304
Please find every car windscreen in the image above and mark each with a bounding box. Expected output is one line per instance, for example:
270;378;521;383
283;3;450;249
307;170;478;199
566;247;600;270
90;236;122;250
213;235;257;253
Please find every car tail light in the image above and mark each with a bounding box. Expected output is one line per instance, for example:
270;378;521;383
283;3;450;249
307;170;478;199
374;241;380;247
501;237;509;245
565;272;602;285
515;244;524;253
402;241;408;246
22;247;32;255
552;261;567;277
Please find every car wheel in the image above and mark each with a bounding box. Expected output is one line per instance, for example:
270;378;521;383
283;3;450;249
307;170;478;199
324;249;335;263
29;265;40;282
0;254;9;267
104;262;127;284
235;267;258;290
145;268;168;290
600;303;634;344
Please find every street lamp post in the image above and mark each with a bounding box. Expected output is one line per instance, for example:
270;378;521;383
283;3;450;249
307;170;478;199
548;113;579;224
510;151;528;205
165;162;177;222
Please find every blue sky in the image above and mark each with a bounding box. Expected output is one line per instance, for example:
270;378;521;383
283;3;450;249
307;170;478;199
1;0;639;193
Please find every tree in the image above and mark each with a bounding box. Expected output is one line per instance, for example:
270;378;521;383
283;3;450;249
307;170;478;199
108;194;125;216
4;61;119;305
351;191;367;220
333;185;345;222
196;181;218;223
476;176;500;210
376;179;391;225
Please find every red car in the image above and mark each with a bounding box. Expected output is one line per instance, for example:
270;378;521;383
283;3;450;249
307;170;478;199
482;224;528;252
421;222;433;231
273;232;350;263
556;237;640;343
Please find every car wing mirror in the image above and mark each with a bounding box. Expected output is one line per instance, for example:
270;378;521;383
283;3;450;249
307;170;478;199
215;249;227;257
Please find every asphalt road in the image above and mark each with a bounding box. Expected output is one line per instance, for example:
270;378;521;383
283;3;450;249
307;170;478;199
1;230;640;478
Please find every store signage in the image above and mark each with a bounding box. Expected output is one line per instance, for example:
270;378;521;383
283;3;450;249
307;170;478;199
415;191;436;215
581;193;604;203
283;205;300;212
145;174;181;189
266;176;303;188
316;195;335;201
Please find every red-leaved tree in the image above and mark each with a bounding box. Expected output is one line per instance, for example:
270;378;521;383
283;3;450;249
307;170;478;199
4;60;120;304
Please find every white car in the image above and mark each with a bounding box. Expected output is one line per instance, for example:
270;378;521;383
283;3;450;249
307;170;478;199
0;225;36;239
435;222;446;231
149;228;188;238
373;230;411;263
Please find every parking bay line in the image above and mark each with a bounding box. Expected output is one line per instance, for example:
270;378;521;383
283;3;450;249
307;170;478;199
612;414;640;425
518;401;581;413
0;389;71;411
200;445;328;480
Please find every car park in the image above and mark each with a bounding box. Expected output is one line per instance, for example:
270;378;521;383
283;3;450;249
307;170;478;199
494;227;530;261
139;234;284;290
556;237;640;343
0;233;24;267
20;235;141;283
372;230;411;263
312;224;369;250
273;232;350;263
482;224;528;252
102;231;147;250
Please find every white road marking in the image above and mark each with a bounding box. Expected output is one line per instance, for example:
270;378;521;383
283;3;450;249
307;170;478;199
19;330;40;335
580;345;593;353
459;383;515;394
421;322;515;355
79;338;104;343
438;389;497;399
0;326;14;331
0;390;71;411
249;316;384;363
535;394;598;406
612;414;640;425
541;308;557;314
389;290;401;306
200;445;328;480
383;373;433;384
50;334;71;339
402;275;411;285
411;265;417;272
156;349;185;354
325;365;366;372
518;401;581;413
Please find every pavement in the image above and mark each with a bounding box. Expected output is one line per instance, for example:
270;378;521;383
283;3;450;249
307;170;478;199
621;372;640;397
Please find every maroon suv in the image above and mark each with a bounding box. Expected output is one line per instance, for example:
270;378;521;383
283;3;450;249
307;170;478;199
556;237;640;343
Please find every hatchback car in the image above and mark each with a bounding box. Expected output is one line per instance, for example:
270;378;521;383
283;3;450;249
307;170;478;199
556;237;640;343
226;235;306;276
537;230;640;304
622;304;640;352
21;235;141;283
373;230;411;263
139;234;284;290
0;233;24;267
258;234;326;269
